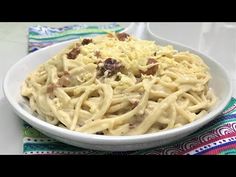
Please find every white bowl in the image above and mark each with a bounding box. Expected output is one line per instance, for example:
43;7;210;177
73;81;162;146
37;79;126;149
3;27;232;151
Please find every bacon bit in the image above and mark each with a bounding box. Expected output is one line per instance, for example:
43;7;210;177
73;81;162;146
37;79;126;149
147;58;157;65
116;33;130;41
129;116;144;129
97;58;123;77
129;100;139;109
154;52;157;56
57;71;70;78
67;44;80;59
57;71;71;87
47;83;58;93
81;38;92;45
58;75;71;87
95;51;101;58
141;58;158;76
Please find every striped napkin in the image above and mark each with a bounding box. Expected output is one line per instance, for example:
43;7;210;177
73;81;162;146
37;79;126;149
24;24;236;155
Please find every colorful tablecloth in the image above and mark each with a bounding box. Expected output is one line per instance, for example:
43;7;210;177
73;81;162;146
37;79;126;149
23;23;236;155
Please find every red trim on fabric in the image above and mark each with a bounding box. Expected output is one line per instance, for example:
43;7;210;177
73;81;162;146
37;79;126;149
201;143;236;155
182;133;236;154
223;104;236;114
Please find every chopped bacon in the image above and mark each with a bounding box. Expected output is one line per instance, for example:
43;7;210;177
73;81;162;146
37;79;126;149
47;83;58;93
129;116;144;129
81;38;92;45
116;33;130;41
57;71;70;78
47;71;71;95
97;58;123;77
67;44;80;59
147;58;157;65
58;75;71;87
129;100;139;109
95;51;101;58
141;58;158;76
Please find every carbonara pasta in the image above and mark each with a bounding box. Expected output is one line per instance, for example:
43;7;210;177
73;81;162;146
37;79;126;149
21;32;217;135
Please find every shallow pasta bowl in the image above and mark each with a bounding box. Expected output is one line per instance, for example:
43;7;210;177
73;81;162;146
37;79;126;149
3;23;232;151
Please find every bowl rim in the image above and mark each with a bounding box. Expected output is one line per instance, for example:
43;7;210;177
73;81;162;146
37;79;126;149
3;29;233;145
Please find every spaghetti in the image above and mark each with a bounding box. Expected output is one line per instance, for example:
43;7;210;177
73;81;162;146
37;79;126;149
21;32;217;135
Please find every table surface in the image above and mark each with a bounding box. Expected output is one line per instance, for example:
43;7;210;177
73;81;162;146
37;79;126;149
0;22;235;154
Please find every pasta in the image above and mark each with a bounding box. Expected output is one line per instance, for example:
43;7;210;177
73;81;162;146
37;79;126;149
21;32;217;136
